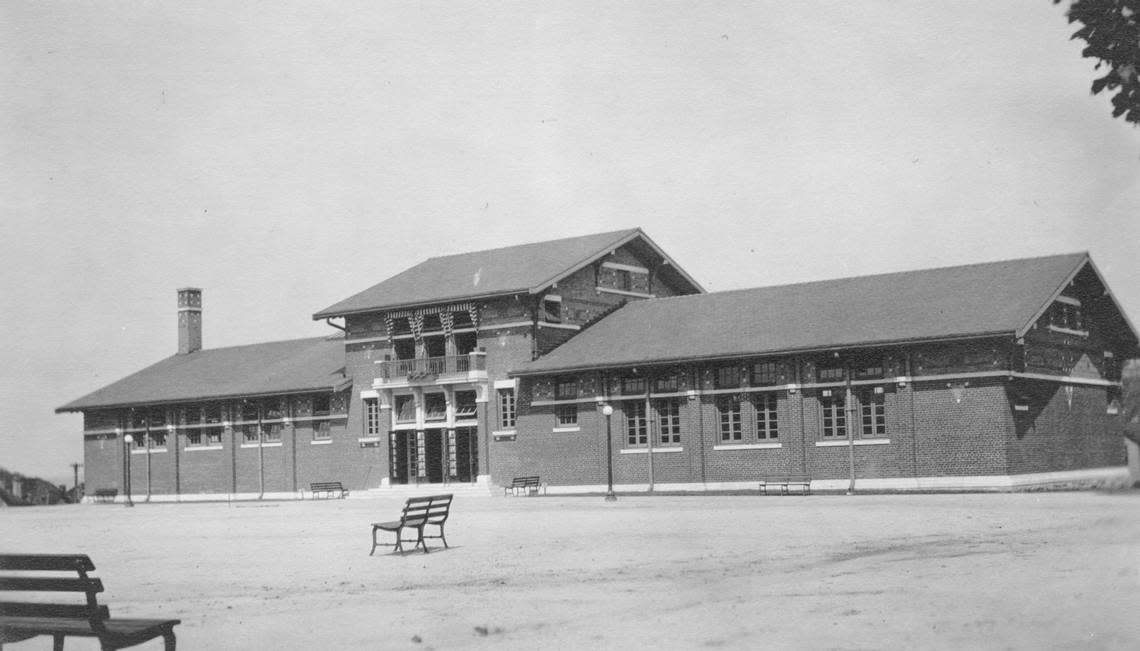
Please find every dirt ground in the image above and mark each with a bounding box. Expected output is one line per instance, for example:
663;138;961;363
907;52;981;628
3;491;1139;650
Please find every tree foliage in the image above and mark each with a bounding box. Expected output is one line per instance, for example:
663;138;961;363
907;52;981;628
1057;0;1140;124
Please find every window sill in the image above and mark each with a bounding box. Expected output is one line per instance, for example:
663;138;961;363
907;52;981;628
1047;325;1089;337
713;442;781;450
358;437;382;444
185;445;224;452
241;442;283;448
620;447;684;454
552;426;581;433
595;287;655;299
310;439;333;445
815;438;891;447
130;448;166;455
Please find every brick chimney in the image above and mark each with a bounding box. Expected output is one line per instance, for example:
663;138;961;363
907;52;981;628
177;288;202;354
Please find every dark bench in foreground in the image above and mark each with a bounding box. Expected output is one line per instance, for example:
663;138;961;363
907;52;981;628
759;475;812;495
309;481;348;499
92;488;118;504
503;476;545;496
0;554;181;650
370;494;453;555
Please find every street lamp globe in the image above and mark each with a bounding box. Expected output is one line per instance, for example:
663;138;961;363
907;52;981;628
602;404;614;417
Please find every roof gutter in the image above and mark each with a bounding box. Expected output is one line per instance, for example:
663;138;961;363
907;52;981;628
55;385;351;414
508;331;1016;377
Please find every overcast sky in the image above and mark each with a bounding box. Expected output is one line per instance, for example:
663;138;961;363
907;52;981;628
2;1;1138;484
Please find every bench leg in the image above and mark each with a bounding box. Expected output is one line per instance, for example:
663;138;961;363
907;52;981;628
164;629;176;651
54;634;64;651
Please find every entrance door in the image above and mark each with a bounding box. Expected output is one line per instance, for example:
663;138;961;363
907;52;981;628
389;431;417;485
454;427;478;482
423;429;445;483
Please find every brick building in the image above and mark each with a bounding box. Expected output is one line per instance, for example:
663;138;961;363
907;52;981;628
58;230;1139;499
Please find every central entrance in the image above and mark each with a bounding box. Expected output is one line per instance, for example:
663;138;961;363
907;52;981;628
388;428;479;485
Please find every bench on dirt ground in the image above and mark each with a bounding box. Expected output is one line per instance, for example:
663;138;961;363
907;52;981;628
759;474;812;495
309;481;348;499
0;553;181;650
92;488;118;504
503;476;545;496
370;494;453;555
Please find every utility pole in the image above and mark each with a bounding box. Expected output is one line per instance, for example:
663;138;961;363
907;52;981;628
70;462;82;501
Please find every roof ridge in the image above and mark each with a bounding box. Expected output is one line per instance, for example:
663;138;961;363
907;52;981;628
633;251;1090;305
421;228;640;262
184;334;341;354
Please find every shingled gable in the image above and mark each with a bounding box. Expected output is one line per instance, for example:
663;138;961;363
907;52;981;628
56;336;349;412
311;228;704;319
513;252;1139;376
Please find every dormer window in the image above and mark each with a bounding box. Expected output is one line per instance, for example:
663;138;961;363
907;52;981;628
1047;296;1088;335
542;295;562;323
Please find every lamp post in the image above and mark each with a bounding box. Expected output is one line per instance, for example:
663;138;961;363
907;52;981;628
602;404;616;501
122;433;134;507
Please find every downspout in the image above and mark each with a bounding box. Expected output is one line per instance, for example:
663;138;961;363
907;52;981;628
696;369;706;487
144;417;152;502
845;366;856;495
325;318;347;332
257;404;265;500
646;392;654;493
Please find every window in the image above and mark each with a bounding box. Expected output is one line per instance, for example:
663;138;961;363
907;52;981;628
817;365;845;383
313;421;331;441
133;434;146;449
204;404;222;425
654;374;679;393
424;393;446;421
364;398;380;435
555;404;578;427
821;395;846;438
263;424;282;442
206;428;222;445
242;425;259;444
657;399;681;445
626;401;648;446
240;402;258;423
718;397;742;442
395;395;416;424
615;268;632;291
498;388;516;429
149;431;167;448
716;366;741;389
751;362;779;386
555;378;578;400
263;398;285;421
184;406;202;426
1048;299;1086;332
454;391;477;419
860;389;886;437
312;394;331;417
754;394;778;439
853;359;884;380
621;377;646;396
187;431;203;446
542;297;562;323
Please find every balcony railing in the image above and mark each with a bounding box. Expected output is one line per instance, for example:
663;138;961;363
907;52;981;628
378;352;487;382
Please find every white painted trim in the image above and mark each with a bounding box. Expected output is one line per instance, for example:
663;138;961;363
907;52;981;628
491;429;517;437
601;261;649;274
360;389;380;400
531;397;605;406
310;439;333;445
537;322;581;331
595;287;655;299
357;437;382;444
1054;295;1081;306
494;378;519;390
261;441;283;448
552;426;581;433
620;448;650;454
620;447;686;454
816;439;891;447
185;445;224;452
910;371;1010;383
480;320;534;330
1047;325;1089;337
542;294;563;302
1012;372;1119;387
714;443;782;450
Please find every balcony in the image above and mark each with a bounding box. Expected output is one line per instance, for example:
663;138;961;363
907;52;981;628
377;351;487;385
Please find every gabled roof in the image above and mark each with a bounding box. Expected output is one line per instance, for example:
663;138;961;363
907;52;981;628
312;228;703;319
514;252;1133;376
56;336;348;412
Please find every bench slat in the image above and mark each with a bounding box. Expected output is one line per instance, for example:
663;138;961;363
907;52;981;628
0;602;110;619
0;555;95;572
0;578;103;593
0;615;180;636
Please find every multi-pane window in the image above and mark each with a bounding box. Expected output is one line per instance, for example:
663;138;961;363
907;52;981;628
364;398;380;435
555;378;578;400
716;366;741;389
625;401;648;446
206;429;223;445
853;359;884;380
149;431;167;448
615;268;633;291
454;391;477;419
263;424;282;442
240;402;259;423
187;431;203;446
312;421;331;441
498;388;517;429
242;425;260;444
312;394;331;417
555;404;578;427
395;395;416;424
818;365;845;383
656;399;681;445
751;362;779;386
718;397;742;442
543;297;562;323
860;390;886;437
653;374;679;393
621;377;647;395
133;434;146;449
423;394;447;421
1049;300;1086;331
821;394;846;438
754;394;778;439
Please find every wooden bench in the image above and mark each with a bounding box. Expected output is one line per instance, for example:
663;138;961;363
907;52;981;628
0;554;181;650
92;489;118;504
759;475;812;495
503;476;545;496
309;481;348;499
370;494;453;555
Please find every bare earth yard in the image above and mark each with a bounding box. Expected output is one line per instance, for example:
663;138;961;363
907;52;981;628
3;491;1139;650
